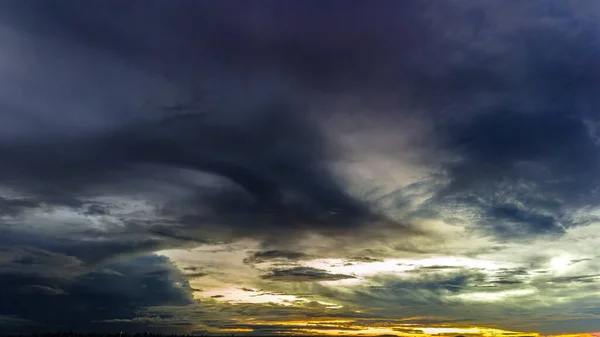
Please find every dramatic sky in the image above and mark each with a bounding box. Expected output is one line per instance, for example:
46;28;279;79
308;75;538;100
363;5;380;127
2;1;600;336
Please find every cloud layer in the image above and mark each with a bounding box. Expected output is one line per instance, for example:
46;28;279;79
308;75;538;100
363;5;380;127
1;0;600;335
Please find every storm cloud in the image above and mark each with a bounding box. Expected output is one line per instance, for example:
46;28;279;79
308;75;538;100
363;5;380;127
1;0;600;334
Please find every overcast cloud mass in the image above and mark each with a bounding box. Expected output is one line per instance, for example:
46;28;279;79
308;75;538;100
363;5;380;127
1;1;600;336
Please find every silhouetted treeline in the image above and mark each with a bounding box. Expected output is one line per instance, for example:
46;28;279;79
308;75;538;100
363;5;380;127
0;333;322;337
2;333;208;337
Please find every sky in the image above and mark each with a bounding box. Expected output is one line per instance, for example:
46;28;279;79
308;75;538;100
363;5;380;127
1;0;600;336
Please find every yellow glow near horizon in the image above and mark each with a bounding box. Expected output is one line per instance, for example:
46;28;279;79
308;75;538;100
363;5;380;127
157;245;600;336
215;320;543;337
214;325;600;337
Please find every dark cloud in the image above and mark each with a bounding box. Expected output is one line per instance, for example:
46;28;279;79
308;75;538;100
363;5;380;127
0;0;598;244
420;12;600;239
244;250;309;265
0;0;394;247
182;272;208;279
0;197;41;217
441;111;600;197
496;268;530;277
0;245;84;280
0;228;169;266
488;279;524;285
348;256;383;263
421;265;459;270
0;254;193;333
261;267;355;282
547;274;600;284
407;265;460;272
83;204;110;216
570;258;592;264
484;204;562;237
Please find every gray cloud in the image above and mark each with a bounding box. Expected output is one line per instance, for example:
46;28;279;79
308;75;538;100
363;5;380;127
0;253;193;333
347;256;383;263
182;272;208;279
244;250;309;265
0;197;41;217
261;267;355;282
546;274;600;284
0;0;598;246
0;1;390;247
